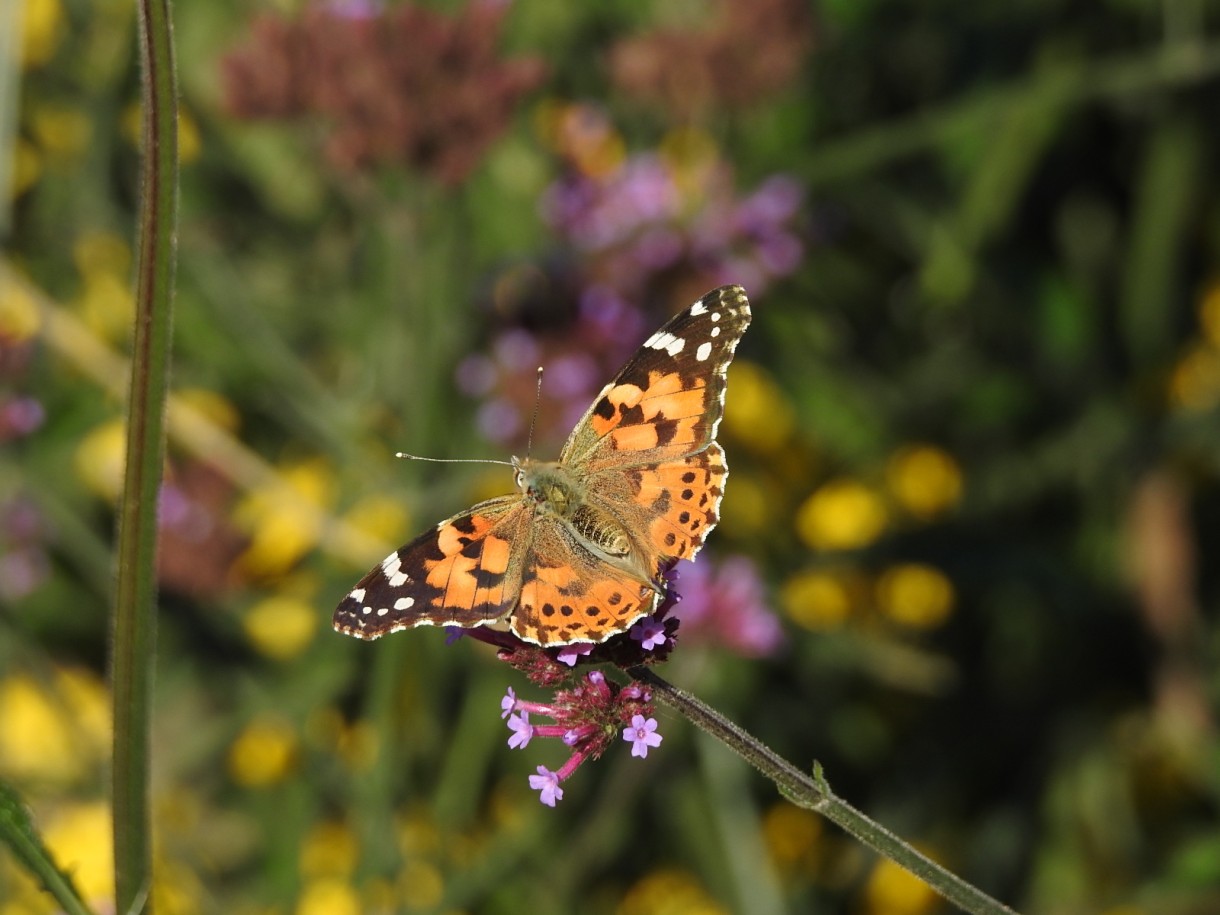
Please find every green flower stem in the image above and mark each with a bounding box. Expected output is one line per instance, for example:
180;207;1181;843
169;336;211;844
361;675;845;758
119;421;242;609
112;0;178;912
628;667;1021;915
0;782;95;915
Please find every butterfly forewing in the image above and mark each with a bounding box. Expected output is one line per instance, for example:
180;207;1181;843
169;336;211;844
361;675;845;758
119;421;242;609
561;285;751;471
334;498;529;639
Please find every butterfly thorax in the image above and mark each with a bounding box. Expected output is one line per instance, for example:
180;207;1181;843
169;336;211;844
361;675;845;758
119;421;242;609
514;457;633;559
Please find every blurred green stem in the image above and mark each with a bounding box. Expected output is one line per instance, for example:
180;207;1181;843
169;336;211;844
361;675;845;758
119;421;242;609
112;0;178;912
804;38;1220;185
628;668;1021;915
0;782;95;915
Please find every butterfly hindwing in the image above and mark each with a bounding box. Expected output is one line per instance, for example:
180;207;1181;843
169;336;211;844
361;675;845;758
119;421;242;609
510;520;659;645
333;497;529;639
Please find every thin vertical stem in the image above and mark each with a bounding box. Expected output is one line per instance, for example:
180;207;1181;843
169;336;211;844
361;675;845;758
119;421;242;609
112;0;178;911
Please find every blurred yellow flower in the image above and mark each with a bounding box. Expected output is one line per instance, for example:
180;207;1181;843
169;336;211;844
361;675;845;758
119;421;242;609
721;360;794;452
30;106;93;161
0;270;43;340
0;667;110;789
886;445;963;519
0;674;78;784
1197;281;1220;347
9;139;42;197
44;802;114;905
399;860;445;910
661;125;719;196
715;471;772;537
53;666;111;757
73;231;132;277
121;102;204;165
21;0;65;68
153;860;204;915
75;418;126;501
243;594;318;661
1168;345;1220;412
176;386;241;433
228;716;298;787
341;493;410;550
796;479;888;551
398;811;442;859
235;458;335;579
301;821;358;879
876;563;955;630
863;856;939;915
780;569;855;630
617;868;727;915
77;270;135;342
337;719;379;772
297;878;361;915
762;803;821;873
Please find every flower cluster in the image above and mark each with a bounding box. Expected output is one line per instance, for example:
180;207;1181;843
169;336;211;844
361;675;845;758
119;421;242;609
461;110;805;452
608;0;814;118
221;0;545;182
500;671;661;806
539;143;805;298
668;555;783;658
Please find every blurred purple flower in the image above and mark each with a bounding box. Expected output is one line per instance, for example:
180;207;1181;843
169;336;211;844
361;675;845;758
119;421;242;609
672;555;784;658
541;148;804;299
0;497;50;600
0;396;44;441
476;398;522;444
455;354;498;397
0;547;49;601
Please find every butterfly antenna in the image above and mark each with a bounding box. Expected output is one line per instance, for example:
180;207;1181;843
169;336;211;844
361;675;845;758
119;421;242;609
394;452;513;467
524;366;544;460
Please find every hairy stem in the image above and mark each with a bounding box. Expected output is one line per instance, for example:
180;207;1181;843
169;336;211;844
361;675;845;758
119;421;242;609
628;667;1021;915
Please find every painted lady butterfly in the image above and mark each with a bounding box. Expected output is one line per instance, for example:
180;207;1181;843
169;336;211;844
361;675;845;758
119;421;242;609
333;285;751;646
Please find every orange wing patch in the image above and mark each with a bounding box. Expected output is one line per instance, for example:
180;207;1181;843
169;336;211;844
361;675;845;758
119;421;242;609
513;555;657;645
630;443;728;562
424;512;520;616
592;371;710;453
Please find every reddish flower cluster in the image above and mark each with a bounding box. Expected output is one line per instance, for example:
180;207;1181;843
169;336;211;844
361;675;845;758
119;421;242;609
608;0;814;118
221;0;546;182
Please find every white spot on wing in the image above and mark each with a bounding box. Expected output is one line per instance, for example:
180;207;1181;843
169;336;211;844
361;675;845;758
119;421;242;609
394;597;415;611
711;312;721;322
645;331;685;356
689;299;708;316
381;551;409;587
349;588;366;603
710;326;720;337
696;341;713;361
377;607;389;616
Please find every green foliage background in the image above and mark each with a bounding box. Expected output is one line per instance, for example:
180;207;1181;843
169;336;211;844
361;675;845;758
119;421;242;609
3;1;1220;913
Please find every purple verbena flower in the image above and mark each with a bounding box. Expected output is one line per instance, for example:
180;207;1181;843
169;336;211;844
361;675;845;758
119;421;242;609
630;617;668;651
496;668;660;806
529;766;564;807
555;642;594;667
623;714;663;758
507;711;534;749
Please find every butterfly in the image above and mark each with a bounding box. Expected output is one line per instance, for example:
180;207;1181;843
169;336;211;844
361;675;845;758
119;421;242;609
333;285;751;647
